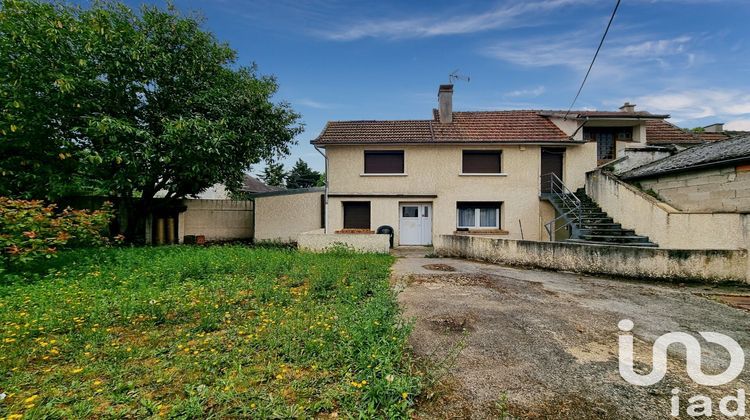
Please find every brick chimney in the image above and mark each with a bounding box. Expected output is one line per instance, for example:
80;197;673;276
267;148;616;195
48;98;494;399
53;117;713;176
703;123;724;133
438;84;453;123
619;102;636;113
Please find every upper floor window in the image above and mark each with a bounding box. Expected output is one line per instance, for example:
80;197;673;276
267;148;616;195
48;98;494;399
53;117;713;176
364;151;404;174
583;127;633;142
584;128;633;162
462;150;502;174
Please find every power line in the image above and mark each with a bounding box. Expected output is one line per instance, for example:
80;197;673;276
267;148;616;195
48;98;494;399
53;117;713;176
563;0;622;120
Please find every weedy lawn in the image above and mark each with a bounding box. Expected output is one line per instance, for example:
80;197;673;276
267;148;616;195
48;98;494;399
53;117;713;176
0;246;420;418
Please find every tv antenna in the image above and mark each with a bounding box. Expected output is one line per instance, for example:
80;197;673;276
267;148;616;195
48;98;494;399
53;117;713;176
449;69;470;84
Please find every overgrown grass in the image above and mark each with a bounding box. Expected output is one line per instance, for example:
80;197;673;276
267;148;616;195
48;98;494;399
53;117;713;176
0;246;420;418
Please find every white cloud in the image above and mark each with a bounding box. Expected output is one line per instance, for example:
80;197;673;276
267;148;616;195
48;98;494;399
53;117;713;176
504;86;546;98
635;89;750;121
319;0;593;41
482;33;695;72
294;98;335;109
725;119;750;131
616;36;691;57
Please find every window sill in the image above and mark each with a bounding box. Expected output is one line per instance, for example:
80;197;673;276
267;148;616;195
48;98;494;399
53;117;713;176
360;173;407;177
459;173;508;177
335;229;374;234
454;229;509;235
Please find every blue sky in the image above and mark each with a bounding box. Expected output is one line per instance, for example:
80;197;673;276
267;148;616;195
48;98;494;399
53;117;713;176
96;0;750;172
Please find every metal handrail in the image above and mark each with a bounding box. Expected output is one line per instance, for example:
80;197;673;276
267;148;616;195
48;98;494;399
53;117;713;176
541;173;582;241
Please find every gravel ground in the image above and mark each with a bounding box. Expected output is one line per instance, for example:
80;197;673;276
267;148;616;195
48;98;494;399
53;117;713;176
392;250;750;419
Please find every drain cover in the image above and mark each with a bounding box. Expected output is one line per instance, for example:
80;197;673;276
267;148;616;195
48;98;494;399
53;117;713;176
422;264;456;272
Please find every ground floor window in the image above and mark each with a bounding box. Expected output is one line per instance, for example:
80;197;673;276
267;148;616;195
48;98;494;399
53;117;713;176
343;201;371;229
456;202;501;229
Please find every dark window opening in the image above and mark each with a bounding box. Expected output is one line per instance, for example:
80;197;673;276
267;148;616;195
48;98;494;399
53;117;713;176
343;201;371;229
456;202;501;229
462;150;502;173
364;151;404;174
583;127;633;162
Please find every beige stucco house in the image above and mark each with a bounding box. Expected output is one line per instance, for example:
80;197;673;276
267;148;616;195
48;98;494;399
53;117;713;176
311;84;680;246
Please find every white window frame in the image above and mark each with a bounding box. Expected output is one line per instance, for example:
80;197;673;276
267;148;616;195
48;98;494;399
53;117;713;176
456;206;500;229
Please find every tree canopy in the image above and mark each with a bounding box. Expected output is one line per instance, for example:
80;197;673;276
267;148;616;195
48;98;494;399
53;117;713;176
260;161;287;187
286;159;321;189
0;0;302;202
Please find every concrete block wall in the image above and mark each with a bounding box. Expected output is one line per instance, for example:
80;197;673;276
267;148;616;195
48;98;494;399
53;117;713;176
586;170;750;250
253;189;324;243
297;229;390;254
436;234;749;284
178;199;254;242
639;166;750;212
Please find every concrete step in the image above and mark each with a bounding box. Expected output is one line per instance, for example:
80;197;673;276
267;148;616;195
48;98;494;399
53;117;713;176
565;239;659;247
579;234;654;244
578;228;636;236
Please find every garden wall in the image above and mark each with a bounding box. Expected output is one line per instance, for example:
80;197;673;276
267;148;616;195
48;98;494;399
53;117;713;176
435;234;750;284
297;229;390;254
178;199;254;242
253;188;324;243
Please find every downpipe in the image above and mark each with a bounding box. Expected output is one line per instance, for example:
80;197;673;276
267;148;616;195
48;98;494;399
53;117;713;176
314;145;329;234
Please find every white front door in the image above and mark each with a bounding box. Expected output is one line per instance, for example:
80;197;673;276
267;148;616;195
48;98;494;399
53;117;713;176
399;203;432;245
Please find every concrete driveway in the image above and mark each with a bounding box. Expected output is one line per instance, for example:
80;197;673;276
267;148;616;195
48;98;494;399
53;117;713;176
392;250;750;419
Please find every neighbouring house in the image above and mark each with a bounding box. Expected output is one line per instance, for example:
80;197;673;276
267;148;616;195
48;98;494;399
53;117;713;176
240;174;283;194
309;84;691;248
619;135;750;212
193;174;280;199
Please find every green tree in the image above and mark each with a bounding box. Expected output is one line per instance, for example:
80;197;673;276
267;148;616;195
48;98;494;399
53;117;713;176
0;0;302;241
286;159;321;189
261;161;286;187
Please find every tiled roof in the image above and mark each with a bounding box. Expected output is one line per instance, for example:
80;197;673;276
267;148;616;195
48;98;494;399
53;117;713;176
431;110;570;142
241;175;282;193
312;120;434;144
644;120;702;145
312;108;697;146
312;110;570;145
539;110;668;119
621;135;750;180
696;132;730;142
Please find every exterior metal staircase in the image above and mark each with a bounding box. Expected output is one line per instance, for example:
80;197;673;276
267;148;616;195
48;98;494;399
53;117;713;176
540;173;657;247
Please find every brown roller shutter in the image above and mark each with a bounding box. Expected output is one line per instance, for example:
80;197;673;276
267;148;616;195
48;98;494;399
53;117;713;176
462;151;501;173
343;202;371;229
364;151;404;174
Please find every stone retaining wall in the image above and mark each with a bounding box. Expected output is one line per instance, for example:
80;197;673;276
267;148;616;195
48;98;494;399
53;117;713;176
435;234;749;284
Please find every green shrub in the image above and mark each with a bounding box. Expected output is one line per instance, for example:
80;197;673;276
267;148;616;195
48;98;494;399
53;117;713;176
0;197;115;265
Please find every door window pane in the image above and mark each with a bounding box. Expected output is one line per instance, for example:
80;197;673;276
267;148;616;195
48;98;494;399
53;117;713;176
423;206;428;217
402;206;418;217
